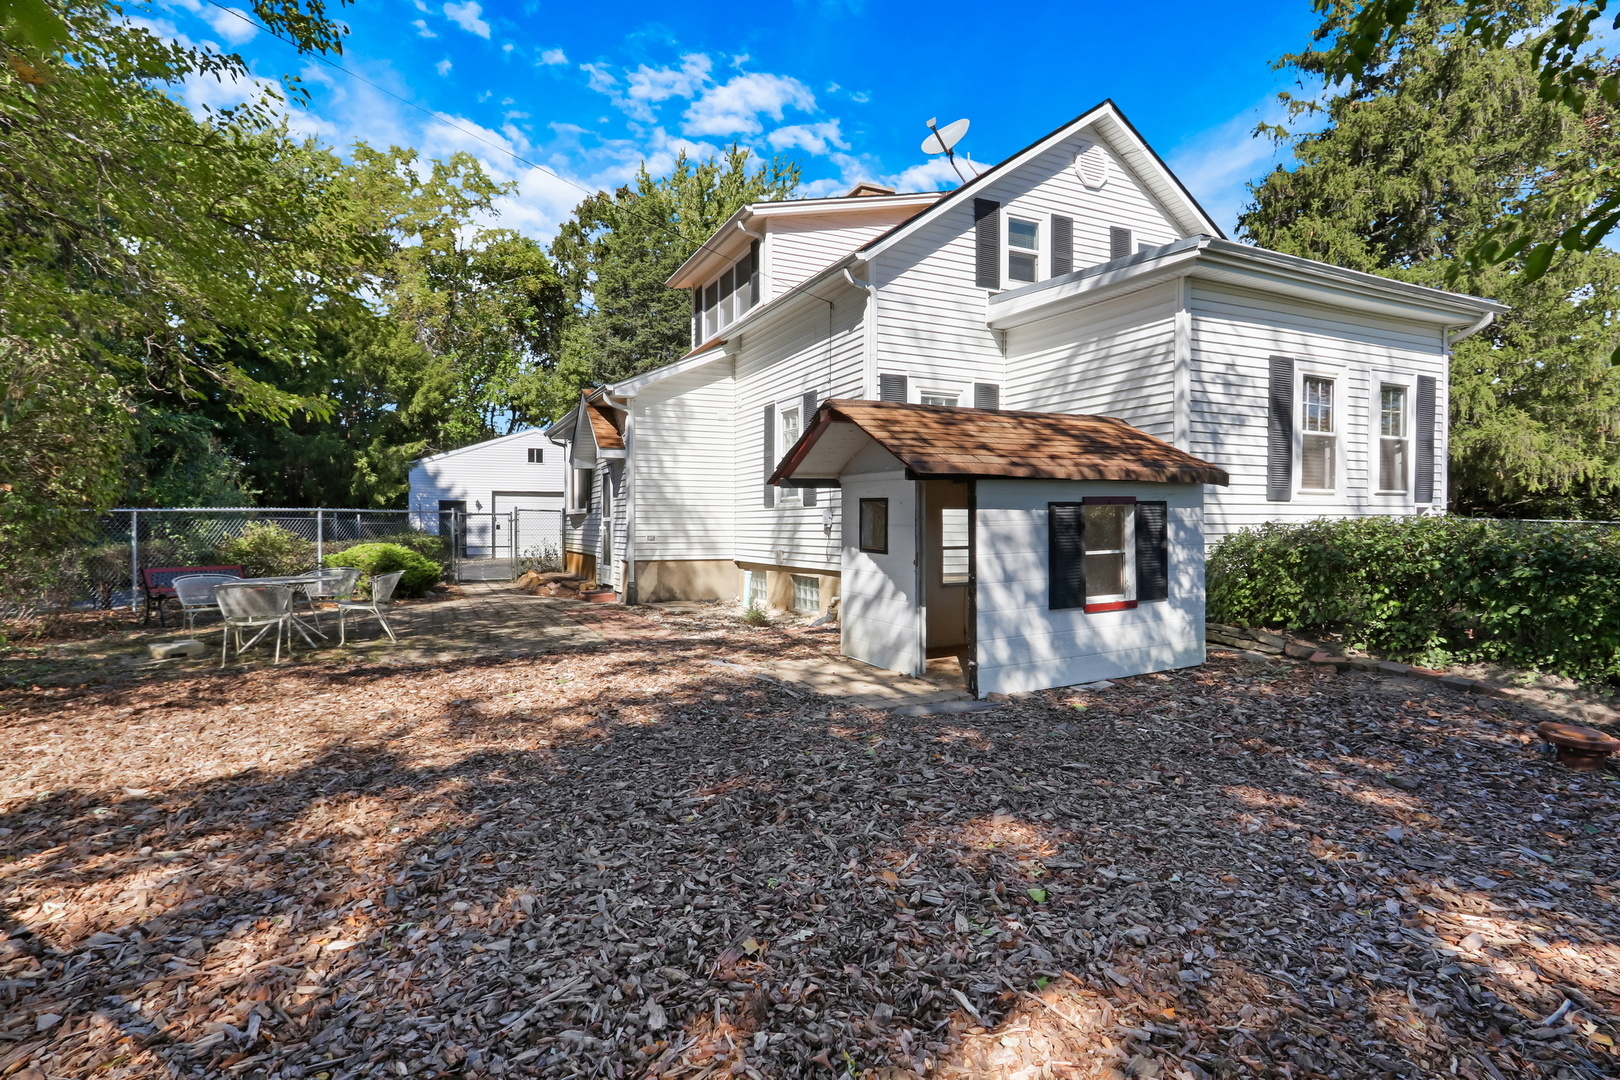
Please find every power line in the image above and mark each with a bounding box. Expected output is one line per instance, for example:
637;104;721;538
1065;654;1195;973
197;0;761;267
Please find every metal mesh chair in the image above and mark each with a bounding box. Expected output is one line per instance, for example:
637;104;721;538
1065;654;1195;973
336;570;404;646
306;567;362;605
213;582;295;667
172;573;242;633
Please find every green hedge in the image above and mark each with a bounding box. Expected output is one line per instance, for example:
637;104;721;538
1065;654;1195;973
215;523;315;578
324;542;440;598
1207;516;1620;680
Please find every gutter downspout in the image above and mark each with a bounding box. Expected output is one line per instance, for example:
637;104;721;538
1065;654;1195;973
740;220;767;304
622;396;637;605
843;265;877;399
1449;309;1496;343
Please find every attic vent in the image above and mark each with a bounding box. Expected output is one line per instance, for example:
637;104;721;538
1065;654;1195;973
845;182;897;198
880;374;908;402
1074;143;1111;190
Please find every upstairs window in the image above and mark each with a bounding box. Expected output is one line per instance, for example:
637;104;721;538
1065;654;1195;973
920;391;958;407
1379;384;1409;493
1008;218;1040;283
1301;376;1336;490
527;448;544;463
693;241;760;344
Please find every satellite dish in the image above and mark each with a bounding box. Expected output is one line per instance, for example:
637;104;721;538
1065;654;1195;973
920;117;970;156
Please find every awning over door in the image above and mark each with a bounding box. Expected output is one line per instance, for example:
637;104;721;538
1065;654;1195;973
770;400;1229;487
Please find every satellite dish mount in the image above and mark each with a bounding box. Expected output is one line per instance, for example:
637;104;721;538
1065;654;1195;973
921;116;971;183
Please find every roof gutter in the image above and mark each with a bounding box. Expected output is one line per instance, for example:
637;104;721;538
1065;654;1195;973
1449;308;1497;343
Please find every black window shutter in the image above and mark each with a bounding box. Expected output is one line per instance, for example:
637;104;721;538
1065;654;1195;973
880;374;907;402
762;403;775;508
1049;503;1086;610
1415;374;1437;503
801;390;818;507
1109;226;1133;260
1135;502;1169;602
974;199;1000;290
1051;215;1074;276
748;239;761;306
1267;356;1295;502
974;383;1000;410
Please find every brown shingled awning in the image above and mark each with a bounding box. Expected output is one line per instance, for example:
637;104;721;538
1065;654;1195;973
770;400;1228;486
586;401;623;451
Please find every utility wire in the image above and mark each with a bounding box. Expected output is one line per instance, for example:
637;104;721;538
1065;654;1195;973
198;0;758;265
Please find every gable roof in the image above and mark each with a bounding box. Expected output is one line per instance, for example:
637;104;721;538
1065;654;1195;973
771;400;1230;486
854;100;1224;263
412;427;551;467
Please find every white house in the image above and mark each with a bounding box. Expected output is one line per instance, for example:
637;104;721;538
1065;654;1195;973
408;430;566;560
546;100;1505;694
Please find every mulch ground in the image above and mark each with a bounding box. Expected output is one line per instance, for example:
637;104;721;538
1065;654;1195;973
0;609;1615;1080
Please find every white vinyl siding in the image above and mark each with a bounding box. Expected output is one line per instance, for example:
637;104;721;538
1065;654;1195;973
1189;282;1448;543
408;429;566;556
765;211;907;301
975;480;1205;696
1002;281;1179;442
628;364;735;562
873;130;1182;397
732;282;865;572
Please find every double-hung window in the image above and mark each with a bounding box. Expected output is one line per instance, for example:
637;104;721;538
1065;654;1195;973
1008;218;1040;283
1378;384;1409;493
939;508;970;584
777;404;802;505
1049;498;1170;612
1301;375;1336;490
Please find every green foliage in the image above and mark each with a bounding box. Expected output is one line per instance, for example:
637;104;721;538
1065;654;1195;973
1208;516;1620;679
741;603;771;627
323;541;439;597
1306;0;1620;276
1244;2;1620;517
215;523;315;578
534;146;800;419
126;410;256;508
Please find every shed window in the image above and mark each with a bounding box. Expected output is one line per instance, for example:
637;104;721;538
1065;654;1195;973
940;507;970;584
527;448;544;463
791;575;820;613
1379;384;1408;493
1050;498;1164;613
1302;376;1336;490
859;498;888;553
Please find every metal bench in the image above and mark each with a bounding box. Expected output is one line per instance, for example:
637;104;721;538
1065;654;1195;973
141;565;243;627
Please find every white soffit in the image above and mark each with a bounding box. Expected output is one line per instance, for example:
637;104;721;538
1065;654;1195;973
785;422;874;479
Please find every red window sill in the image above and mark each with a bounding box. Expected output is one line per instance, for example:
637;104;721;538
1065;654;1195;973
1084;600;1138;614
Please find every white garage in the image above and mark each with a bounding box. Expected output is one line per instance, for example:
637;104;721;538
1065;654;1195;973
407;430;566;565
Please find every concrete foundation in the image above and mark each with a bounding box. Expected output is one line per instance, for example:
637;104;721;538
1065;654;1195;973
633;559;740;603
736;562;842;616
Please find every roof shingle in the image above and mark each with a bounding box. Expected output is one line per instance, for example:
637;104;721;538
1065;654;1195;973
772;400;1228;486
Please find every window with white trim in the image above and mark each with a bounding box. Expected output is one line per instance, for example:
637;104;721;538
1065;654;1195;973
527;447;544;463
1301;375;1336;490
692;243;759;344
1083;503;1132;603
1007;217;1040;283
920;390;958;407
777;404;802;505
1378;384;1409;493
940;508;970;584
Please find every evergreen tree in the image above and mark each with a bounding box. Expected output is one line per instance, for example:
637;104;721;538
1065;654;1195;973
1242;0;1620;516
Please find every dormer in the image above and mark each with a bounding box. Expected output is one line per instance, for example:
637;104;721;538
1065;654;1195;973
667;183;946;347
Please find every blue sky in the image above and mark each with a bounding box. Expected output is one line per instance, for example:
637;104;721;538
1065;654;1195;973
154;0;1327;241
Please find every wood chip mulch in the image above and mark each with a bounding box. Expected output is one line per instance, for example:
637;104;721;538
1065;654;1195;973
0;616;1615;1080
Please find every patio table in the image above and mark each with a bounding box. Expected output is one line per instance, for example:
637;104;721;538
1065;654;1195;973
243;574;328;646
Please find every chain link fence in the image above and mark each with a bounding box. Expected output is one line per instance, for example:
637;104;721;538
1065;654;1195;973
3;506;564;617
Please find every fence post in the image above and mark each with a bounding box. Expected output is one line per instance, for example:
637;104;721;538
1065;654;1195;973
315;509;323;571
510;511;517;580
129;509;139;613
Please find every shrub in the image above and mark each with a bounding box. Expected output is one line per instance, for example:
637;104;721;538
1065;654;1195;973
1208;516;1620;680
741;602;771;627
326;531;448;573
324;542;440;598
216;523;315;578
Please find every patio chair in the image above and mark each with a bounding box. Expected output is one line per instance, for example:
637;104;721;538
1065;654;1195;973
172;573;243;633
302;567;362;626
213;582;295;667
336;570;404;646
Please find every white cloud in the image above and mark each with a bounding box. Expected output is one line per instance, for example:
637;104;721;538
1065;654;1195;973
539;48;567;65
626;53;712;106
502;42;513;53
411;18;436;37
1164;93;1312;237
442;0;490;38
889;155;966;193
162;0;259;44
766;120;847;156
682;71;815;136
435;57;453;76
